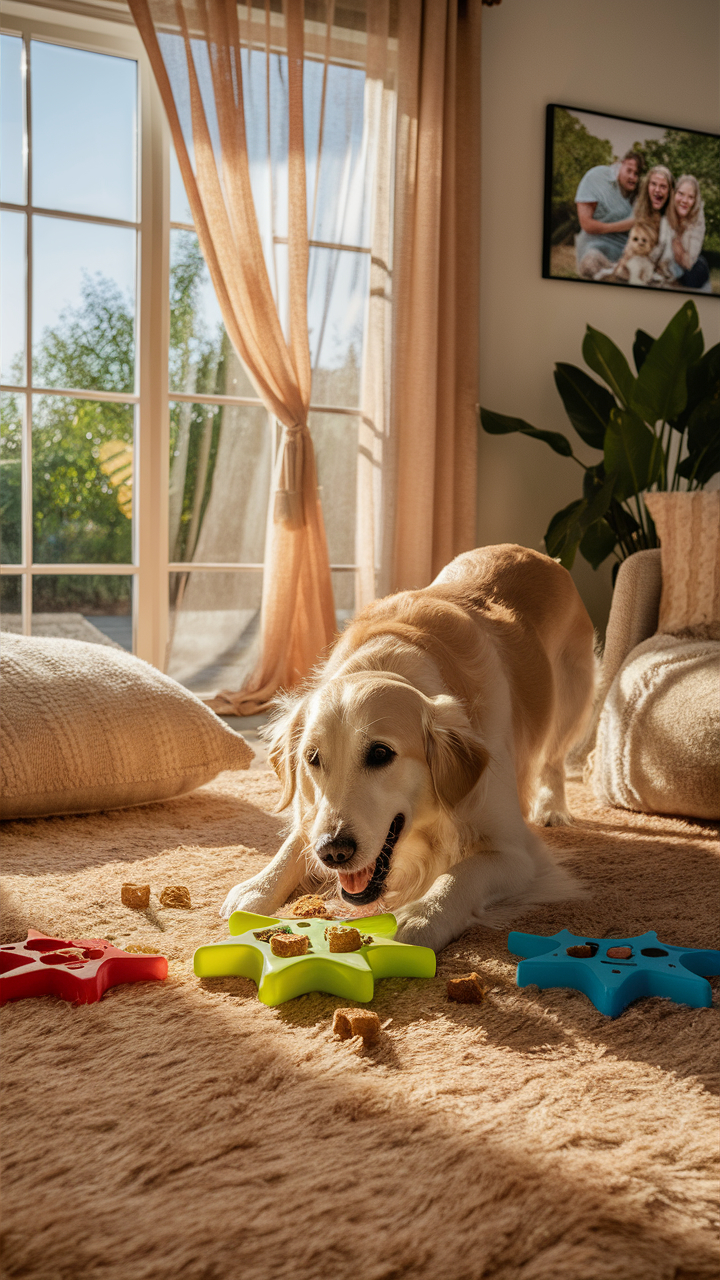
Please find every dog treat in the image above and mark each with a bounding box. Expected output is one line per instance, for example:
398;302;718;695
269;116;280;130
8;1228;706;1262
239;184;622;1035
447;973;485;1003
566;945;594;958
326;926;363;953
159;885;192;909
332;1007;381;1044
606;946;633;960
121;883;150;910
253;925;293;942
286;895;334;919
270;933;309;958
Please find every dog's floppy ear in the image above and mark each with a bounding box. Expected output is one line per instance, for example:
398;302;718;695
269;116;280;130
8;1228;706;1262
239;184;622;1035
423;694;490;810
263;693;306;810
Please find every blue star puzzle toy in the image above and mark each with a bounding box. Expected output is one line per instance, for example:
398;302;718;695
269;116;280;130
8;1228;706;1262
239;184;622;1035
508;929;720;1018
193;911;436;1006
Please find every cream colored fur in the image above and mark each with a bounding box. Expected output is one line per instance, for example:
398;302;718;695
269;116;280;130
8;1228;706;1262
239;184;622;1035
220;545;596;950
608;221;658;286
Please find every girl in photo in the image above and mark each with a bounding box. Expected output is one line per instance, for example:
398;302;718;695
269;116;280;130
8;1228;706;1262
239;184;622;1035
633;164;675;226
632;165;674;273
657;175;710;290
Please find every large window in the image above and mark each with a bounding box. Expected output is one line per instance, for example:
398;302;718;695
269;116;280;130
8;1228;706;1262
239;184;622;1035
1;4;372;693
1;7;167;664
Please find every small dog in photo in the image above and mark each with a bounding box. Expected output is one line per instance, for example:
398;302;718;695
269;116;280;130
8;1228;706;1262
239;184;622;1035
607;218;659;286
221;545;596;952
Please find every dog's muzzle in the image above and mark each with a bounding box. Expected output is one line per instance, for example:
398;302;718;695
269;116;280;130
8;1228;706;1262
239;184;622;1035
338;813;405;906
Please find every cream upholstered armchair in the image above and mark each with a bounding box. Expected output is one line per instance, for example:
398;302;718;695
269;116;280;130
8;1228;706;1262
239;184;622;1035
581;493;720;822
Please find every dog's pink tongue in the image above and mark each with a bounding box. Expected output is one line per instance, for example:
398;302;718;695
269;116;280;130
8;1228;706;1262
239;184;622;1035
337;862;375;895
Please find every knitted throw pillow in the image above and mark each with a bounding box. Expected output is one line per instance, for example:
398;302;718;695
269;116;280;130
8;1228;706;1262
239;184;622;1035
644;490;720;639
0;633;254;819
593;632;720;820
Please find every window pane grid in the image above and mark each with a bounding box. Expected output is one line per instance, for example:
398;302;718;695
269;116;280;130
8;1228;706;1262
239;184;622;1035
0;564;138;574
1;383;140;404
169;219;372;257
0;201;139;232
4;18;376;672
3;29;144;641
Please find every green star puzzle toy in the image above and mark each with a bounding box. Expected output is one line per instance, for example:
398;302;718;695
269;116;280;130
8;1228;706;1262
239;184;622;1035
193;911;436;1006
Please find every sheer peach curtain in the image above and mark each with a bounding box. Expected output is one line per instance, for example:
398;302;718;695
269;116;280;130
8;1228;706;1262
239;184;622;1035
332;0;483;608
393;0;482;590
130;0;335;713
131;0;482;707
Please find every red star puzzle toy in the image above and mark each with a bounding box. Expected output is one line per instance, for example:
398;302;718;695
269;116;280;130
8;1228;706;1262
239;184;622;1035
0;930;168;1005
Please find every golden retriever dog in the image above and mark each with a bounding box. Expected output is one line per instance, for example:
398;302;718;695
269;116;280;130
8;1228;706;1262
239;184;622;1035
220;545;596;952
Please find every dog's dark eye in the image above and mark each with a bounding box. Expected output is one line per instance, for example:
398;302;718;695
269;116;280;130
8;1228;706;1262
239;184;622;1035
306;748;321;768
365;742;395;769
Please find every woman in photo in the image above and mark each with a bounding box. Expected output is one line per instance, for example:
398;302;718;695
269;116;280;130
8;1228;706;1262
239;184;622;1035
633;164;675;227
633;166;675;272
656;175;710;290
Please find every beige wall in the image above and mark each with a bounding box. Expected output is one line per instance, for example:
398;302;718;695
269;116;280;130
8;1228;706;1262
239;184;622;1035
478;0;720;635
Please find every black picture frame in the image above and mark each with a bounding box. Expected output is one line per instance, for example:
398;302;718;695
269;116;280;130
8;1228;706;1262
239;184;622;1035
542;104;719;297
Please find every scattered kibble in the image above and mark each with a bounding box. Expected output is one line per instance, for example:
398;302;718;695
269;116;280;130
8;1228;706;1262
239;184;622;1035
286;895;334;919
121;883;150;910
159;886;192;909
270;933;309;958
333;1007;381;1044
447;973;485;1003
326;926;363;953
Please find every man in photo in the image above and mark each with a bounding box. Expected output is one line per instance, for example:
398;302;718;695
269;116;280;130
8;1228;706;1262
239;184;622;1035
575;151;644;278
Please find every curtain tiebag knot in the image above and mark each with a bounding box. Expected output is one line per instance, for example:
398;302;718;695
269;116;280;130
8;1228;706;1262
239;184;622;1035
274;421;307;529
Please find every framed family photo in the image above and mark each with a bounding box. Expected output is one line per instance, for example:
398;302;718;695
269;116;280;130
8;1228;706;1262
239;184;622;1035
542;105;720;296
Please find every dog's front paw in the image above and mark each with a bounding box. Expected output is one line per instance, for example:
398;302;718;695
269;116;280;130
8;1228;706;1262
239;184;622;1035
529;784;574;827
530;802;574;827
219;880;276;920
393;902;454;953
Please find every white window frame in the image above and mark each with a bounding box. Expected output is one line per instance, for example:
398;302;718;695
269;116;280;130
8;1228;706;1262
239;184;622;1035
2;0;366;682
1;0;170;667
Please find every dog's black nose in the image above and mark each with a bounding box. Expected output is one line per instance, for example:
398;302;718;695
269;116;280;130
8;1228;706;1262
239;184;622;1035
314;833;357;865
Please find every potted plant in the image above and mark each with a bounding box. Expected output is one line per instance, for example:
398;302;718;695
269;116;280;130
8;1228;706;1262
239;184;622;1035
479;301;719;577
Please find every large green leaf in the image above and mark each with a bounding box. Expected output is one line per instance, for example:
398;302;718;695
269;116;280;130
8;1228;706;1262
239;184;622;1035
605;408;662;500
676;397;720;485
687;396;720;450
582;326;635;408
673;341;720;431
479;408;573;457
688;341;720;404
580;518;618;569
553;364;614;449
545;500;586;567
630;300;704;427
544;472;616;569
632;330;654;374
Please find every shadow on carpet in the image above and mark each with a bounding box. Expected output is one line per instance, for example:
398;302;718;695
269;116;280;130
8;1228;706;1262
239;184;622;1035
1;772;718;1280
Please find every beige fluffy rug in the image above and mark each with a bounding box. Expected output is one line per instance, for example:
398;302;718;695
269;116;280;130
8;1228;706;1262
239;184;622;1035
1;772;718;1280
